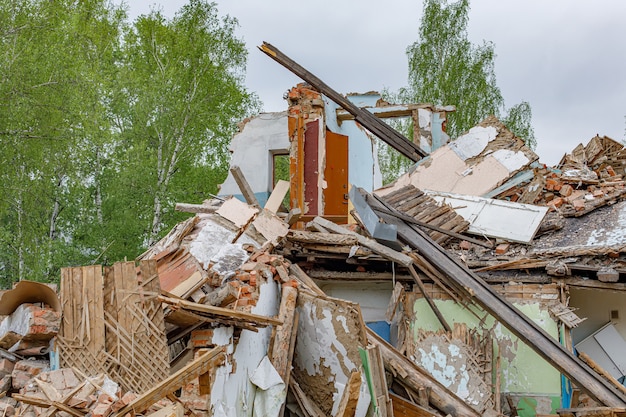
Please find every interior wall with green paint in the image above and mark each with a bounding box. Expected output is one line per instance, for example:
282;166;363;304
410;298;561;415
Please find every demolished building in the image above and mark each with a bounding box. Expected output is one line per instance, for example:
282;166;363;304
2;42;626;417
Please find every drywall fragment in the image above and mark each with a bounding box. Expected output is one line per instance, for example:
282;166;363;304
216;197;259;228
250;356;286;417
293;292;370;417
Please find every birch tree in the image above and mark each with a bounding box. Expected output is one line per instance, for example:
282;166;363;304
380;0;535;183
114;0;259;248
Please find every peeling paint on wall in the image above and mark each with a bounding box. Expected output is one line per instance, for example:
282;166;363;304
292;292;371;417
405;284;561;415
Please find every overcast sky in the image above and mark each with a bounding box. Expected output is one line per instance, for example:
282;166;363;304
127;1;626;166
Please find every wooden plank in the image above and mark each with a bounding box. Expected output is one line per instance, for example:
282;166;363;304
312;216;413;267
259;42;426;162
11;394;87;417
385;282;405;322
230;165;260;207
408;264;451;332
360;345;391;417
216;196;259;228
270;285;298;381
361;187;626;407
265;179;290;214
368;330;479;417
289;378;326;417
287;207;302;226
390;392;438;417
158;295;282;327
334;371;362;417
110;347;226;417
288;230;359;246
174;202;219;214
579;352;626;395
371;205;489;248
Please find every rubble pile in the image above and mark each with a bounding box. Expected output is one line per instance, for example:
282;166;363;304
492;135;626;217
3;46;626;416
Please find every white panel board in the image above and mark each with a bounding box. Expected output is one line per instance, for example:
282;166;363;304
424;191;549;244
594;323;626;375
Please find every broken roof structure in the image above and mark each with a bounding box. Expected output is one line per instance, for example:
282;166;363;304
3;41;626;417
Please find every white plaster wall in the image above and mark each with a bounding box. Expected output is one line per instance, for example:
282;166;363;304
220;112;289;206
210;275;281;417
318;281;393;322
569;287;626;344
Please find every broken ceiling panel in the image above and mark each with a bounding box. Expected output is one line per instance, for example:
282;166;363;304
378;116;538;197
424;190;549;244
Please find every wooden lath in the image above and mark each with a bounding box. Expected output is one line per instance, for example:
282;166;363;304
409;323;495;414
379;184;472;246
57;261;170;394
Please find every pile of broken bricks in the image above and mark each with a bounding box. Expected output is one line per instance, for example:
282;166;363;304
495;135;626;217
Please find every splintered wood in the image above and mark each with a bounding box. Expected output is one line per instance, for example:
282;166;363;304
57;261;170;394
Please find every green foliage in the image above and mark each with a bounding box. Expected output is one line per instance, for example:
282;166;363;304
380;0;536;184
0;0;259;287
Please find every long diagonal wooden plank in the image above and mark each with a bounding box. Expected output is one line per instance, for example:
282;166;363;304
359;187;626;407
259;42;427;162
110;347;226;417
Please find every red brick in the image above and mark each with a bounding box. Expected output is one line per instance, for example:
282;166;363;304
495;243;510;255
459;241;471;251
559;184;573;197
0;359;15;377
92;401;112;417
255;254;271;264
549;197;564;208
240;262;257;272
572;199;586;211
545;179;558;191
607;166;617;176
190;329;215;348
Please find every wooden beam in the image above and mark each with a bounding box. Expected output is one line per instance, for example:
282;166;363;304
158;295;282;328
367;330;480;417
230;165;260;207
311;216;413;267
371;205;493;249
390;392;439;417
174;203;219;214
360;187;626;407
307;269;412;282
11;394;87;417
579;352;626;396
408;264;451;332
334;371;362;417
258;42;427;162
110;347;226;417
270;285;298;381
